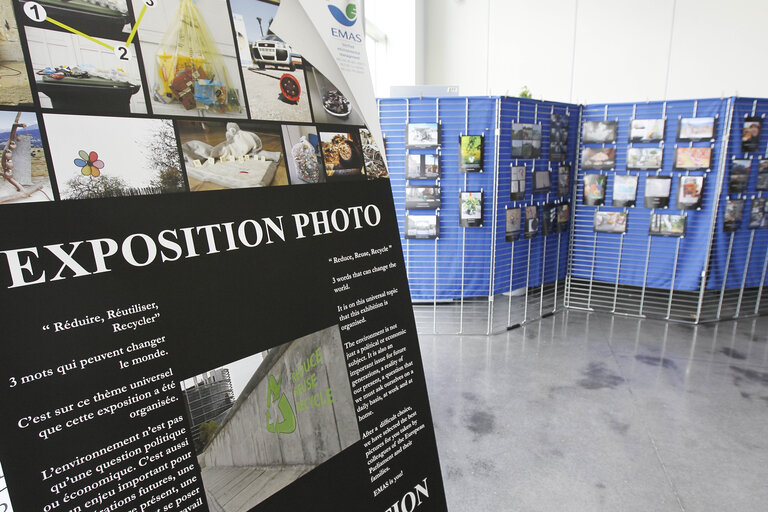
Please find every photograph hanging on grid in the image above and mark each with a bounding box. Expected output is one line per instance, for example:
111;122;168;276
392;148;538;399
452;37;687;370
644;176;673;208
505;207;522;242
627;147;663;170
758;158;768;190
729;158;751;194
542;203;558;235
405;213;439;239
459;191;483;227
582;120;618;144
612;174;638;207
582;147;616;170
742;116;763;153
629;118;665;142
582;173;607;206
549;113;569;161
533;170;551;192
524;204;539;238
749;198;768;229
406;122;440;149
405;185;440;210
674;147;712;170
557;164;570;196
676;175;705;210
557;203;570;233
723;198;745;232
593;211;628;234
511;122;542;158
459;135;483;172
649;213;686;237
677;117;717;141
510;165;526;200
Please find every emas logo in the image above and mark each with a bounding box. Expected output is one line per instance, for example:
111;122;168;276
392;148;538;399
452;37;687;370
328;1;357;27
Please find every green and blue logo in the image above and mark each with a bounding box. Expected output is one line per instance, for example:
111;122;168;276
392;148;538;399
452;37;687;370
328;2;357;27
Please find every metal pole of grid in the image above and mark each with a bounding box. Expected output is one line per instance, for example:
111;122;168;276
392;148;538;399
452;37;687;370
507;230;516;326
735;227;755;318
696;97;733;323
754;246;768;315
717;232;735;320
459;98;468;333
433;98;441;333
523;235;532;323
639;219;654;316
554;199;563;313
611;220;626;313
666;235;683;320
586;227;598;311
540;214;548;318
564;105;584;308
487;97;502;335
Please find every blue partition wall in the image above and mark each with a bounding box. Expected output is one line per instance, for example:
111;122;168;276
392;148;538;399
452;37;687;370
379;96;580;305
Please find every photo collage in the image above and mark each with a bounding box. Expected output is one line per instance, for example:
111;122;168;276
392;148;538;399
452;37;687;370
578;114;722;236
0;0;388;204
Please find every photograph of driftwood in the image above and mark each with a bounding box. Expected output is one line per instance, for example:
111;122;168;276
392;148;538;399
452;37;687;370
0;111;53;204
188;325;359;511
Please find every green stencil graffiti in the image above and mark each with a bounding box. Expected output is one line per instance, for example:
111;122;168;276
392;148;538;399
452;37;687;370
266;375;296;435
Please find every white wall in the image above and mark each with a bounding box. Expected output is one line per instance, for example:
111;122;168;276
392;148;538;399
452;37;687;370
365;0;417;97
416;0;768;103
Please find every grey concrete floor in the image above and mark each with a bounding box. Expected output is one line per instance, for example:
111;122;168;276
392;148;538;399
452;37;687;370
419;310;768;511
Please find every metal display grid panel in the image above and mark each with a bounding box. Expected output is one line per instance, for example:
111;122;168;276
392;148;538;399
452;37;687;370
565;97;768;323
379;96;580;335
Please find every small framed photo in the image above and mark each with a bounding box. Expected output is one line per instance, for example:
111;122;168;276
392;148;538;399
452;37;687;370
505;207;522;242
749;198;768;229
557;164;571;196
557;203;571;233
405;185;441;210
583;174;607;206
406;122;440;149
594;211;628;234
644;176;672;208
533;170;551;192
677;175;705;210
724;198;745;232
424;154;440;178
510;165;526;201
542;203;558;235
582;147;616;170
757;158;768;190
627;147;663;170
742;116;763;153
729;158;751;194
612;174;638;207
677;117;716;142
525;205;539;238
650;213;686;237
459;191;483;227
582;120;618;143
460;135;483;172
406;154;423;179
511;123;542;159
405;213;439;239
629;118;665;142
549;113;569;161
674;147;712;170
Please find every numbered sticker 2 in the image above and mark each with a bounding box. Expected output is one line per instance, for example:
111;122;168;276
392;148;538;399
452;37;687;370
114;46;131;61
23;1;47;22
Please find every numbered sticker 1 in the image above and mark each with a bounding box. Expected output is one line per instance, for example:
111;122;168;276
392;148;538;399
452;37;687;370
114;46;131;61
23;1;47;22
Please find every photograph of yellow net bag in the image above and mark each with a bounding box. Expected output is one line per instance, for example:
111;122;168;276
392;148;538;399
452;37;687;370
153;0;243;114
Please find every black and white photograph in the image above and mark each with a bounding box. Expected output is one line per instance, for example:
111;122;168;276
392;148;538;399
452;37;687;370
724;198;745;232
594;211;628;234
612;174;638;207
525;204;539;238
459;191;483;227
582;147;616;170
677;175;705;210
644;176;672;208
192;326;359;511
558;164;571;196
533;170;551;192
582;120;618;143
626;147;663;170
510;165;526;200
749;198;768;229
505;207;522;241
649;213;686;237
629;118;666;142
729;158;751;194
406;122;440;149
677;116;717;141
405;185;441;209
742;116;763;153
583;173;607;206
511;122;542;158
406;213;439;239
549;113;569;161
